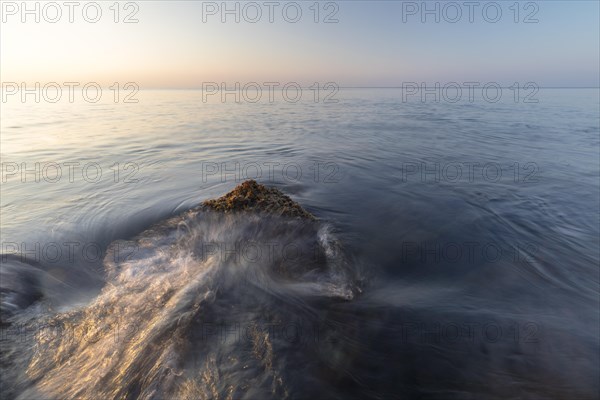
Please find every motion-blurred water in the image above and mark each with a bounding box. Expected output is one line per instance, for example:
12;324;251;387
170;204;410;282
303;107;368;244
1;89;599;399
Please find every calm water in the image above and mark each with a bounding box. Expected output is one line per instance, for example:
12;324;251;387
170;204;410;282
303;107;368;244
1;89;599;399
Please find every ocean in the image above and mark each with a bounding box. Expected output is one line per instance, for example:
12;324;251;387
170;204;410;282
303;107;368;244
1;88;599;399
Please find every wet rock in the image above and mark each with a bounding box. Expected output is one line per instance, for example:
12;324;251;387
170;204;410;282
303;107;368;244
202;180;315;220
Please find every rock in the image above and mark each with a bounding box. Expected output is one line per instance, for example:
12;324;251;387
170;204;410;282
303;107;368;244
202;180;315;219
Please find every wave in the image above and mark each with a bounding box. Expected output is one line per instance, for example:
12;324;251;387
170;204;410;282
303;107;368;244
4;205;361;399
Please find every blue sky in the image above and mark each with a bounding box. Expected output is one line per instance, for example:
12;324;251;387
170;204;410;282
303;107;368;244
1;1;599;87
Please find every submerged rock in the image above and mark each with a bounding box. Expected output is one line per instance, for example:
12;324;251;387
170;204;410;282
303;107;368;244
202;180;315;220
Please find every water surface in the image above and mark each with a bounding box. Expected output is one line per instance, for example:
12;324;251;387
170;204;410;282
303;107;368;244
1;89;599;399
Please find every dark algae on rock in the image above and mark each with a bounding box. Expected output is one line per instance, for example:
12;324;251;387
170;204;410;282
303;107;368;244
202;179;315;219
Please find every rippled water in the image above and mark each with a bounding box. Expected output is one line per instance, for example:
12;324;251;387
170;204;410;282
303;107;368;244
1;89;599;399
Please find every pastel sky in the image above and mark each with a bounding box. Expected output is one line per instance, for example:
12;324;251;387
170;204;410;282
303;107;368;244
1;0;599;88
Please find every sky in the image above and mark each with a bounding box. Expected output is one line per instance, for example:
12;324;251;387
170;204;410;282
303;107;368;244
1;0;599;88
